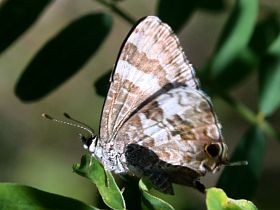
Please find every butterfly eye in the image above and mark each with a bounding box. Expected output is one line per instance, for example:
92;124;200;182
205;143;220;158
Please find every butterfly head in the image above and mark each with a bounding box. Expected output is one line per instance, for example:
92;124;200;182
200;142;227;173
203;142;247;173
79;133;98;153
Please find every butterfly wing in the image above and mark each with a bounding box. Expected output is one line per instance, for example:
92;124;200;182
116;86;223;174
124;143;204;194
100;16;199;141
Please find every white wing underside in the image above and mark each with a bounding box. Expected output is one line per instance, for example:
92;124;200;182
115;86;222;169
100;16;199;141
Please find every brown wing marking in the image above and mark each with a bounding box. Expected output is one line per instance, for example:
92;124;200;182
116;86;223;173
100;16;199;141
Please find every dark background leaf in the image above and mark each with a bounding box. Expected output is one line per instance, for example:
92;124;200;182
94;69;111;97
207;48;258;90
157;0;195;32
217;126;266;199
195;0;225;12
249;13;280;56
15;13;112;102
0;0;52;54
157;0;225;32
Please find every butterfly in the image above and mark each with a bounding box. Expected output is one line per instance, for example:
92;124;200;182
43;16;245;195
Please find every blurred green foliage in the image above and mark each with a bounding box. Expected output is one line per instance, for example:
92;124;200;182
0;183;98;210
217;126;265;199
1;0;280;209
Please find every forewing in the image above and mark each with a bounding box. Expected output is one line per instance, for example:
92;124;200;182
100;16;199;140
116;86;223;172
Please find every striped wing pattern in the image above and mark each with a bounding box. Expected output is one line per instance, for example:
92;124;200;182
100;16;199;141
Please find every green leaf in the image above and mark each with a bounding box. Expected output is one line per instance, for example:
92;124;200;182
15;13;112;102
157;0;225;32
259;55;280;115
0;0;52;54
0;182;98;210
73;154;126;210
94;70;111;97
249;13;280;55
268;33;280;55
210;48;258;90
259;34;280;115
206;188;258;210
209;0;258;78
217;126;265;199
139;179;175;210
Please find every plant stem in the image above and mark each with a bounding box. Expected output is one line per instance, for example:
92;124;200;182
218;92;256;124
95;0;136;25
261;120;280;142
218;92;280;142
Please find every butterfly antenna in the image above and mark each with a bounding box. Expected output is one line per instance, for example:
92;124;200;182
224;160;248;166
42;113;96;138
